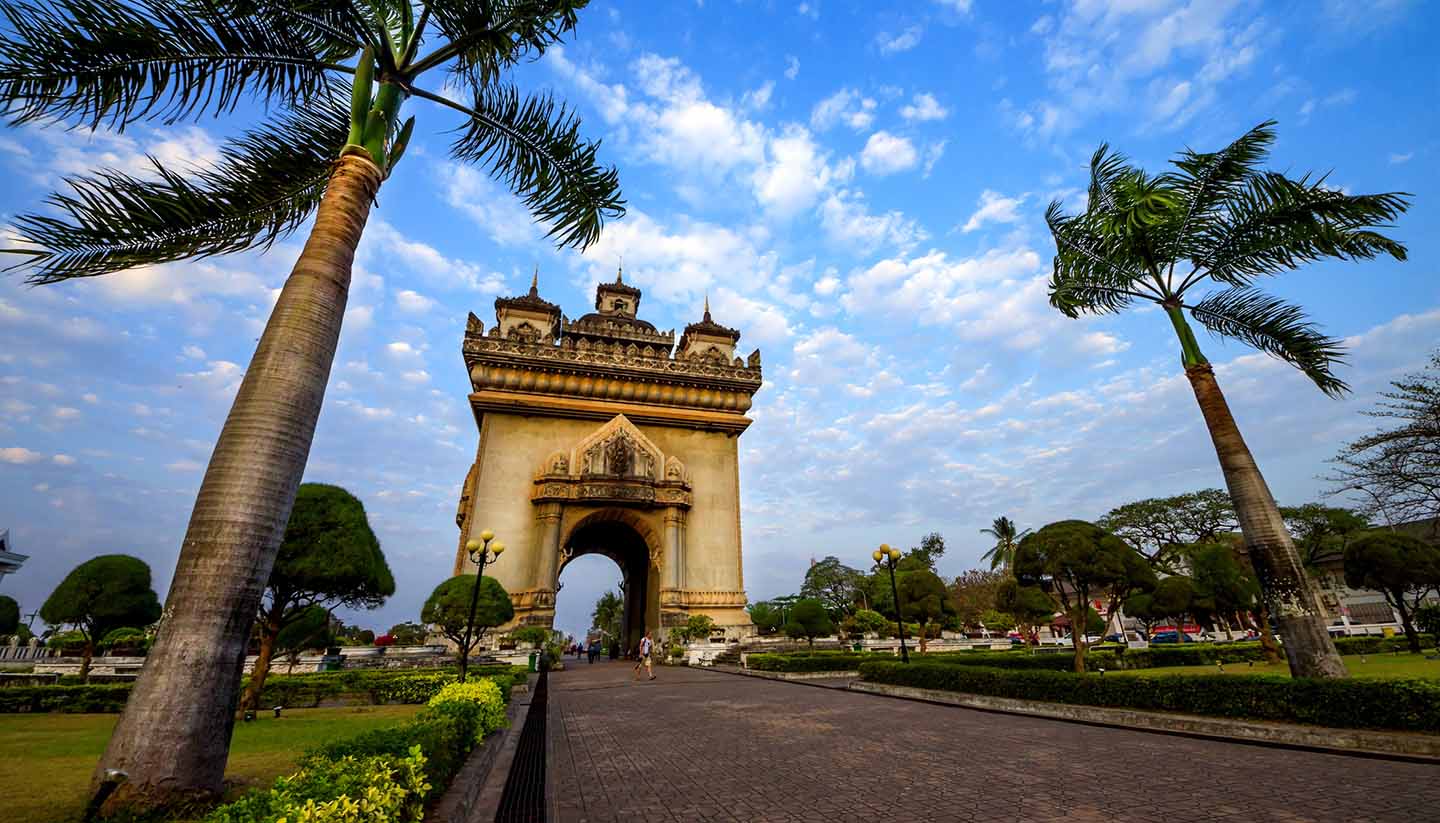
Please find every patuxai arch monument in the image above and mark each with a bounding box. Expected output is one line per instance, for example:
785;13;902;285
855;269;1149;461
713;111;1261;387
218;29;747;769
452;270;763;651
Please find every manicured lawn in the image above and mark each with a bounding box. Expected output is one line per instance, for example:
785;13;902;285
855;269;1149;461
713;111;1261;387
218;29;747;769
0;704;422;823
1106;652;1440;680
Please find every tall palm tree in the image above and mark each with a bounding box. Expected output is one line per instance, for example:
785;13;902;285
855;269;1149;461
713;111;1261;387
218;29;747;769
1045;121;1408;679
980;515;1029;571
0;1;622;813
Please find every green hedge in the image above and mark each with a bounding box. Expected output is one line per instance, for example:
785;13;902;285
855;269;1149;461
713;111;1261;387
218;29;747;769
746;652;877;672
0;665;529;713
858;661;1440;732
1332;634;1434;654
205;675;513;821
0;684;133;713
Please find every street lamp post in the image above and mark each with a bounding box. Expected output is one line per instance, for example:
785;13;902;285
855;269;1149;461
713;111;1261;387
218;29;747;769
460;529;505;682
873;543;909;663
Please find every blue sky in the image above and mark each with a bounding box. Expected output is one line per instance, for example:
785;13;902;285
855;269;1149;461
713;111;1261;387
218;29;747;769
1;0;1437;641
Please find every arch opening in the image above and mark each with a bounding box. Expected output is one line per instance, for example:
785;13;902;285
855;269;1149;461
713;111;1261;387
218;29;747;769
559;515;658;654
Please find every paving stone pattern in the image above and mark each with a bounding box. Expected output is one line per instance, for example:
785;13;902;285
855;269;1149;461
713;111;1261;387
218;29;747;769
547;660;1438;823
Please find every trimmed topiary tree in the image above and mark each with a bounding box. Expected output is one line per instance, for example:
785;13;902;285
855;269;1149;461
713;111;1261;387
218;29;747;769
40;555;161;681
784;598;833;648
242;483;394;711
897;569;958;653
422;575;514;673
683;614;716;642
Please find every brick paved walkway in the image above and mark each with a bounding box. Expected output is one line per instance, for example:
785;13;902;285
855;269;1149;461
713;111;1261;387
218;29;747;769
546;660;1438;823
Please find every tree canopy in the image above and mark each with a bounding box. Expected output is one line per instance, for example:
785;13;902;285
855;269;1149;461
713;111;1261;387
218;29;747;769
784;598;833;647
898;532;946;572
591;590;623;640
1280;503;1371;568
897;568;957;652
1098;489;1236;570
422;574;515;665
980;517;1030;570
1343;531;1440;652
267;484;394;615
1013;520;1147;670
40;554;162;678
1329;351;1440;527
0;595;18;635
799;556;862;618
746;600;785;635
950;568;1008;628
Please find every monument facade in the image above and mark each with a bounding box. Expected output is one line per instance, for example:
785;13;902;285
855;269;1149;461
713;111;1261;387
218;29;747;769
453;270;762;650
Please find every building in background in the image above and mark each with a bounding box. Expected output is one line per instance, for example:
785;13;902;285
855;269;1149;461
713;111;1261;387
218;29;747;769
0;530;28;586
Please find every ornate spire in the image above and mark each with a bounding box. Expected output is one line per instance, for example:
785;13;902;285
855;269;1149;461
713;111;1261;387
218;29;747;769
703;292;711;322
529;265;539;296
616;261;624;285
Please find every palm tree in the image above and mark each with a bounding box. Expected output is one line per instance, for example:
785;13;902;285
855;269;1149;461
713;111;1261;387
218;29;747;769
980;516;1030;571
0;1;621;813
1045;121;1409;679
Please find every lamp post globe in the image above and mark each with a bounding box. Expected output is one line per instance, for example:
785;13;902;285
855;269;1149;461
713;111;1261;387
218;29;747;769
875;542;909;663
479;529;495;542
491;541;505;556
872;549;884;564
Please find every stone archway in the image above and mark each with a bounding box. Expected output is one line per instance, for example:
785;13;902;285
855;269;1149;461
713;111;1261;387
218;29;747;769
559;509;661;653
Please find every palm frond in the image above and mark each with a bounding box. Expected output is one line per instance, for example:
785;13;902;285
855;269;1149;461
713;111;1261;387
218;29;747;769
441;82;622;249
3;98;348;281
1087;141;1129;214
1164;120;1276;257
0;0;357;130
1045;201;1159;317
414;0;582;85
1191;171;1410;287
1187;287;1349;396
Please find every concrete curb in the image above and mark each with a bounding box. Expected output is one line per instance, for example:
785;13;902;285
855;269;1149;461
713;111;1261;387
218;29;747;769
722;667;859;681
847;680;1440;764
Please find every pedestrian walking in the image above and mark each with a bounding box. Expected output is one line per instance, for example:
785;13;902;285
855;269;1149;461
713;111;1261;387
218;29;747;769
587;637;599;663
632;630;655;681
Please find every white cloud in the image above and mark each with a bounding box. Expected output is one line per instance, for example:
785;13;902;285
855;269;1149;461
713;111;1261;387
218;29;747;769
166;459;204;472
961;190;1027;233
52;454;76;466
935;0;973;12
0;447;44;464
751;125;835;217
811;88;878;132
922;141;946;178
742;81;774;111
401;370;431;384
819;191;927;253
1388;152;1414;165
82;393;99;404
52;406;81;421
877;26;923;55
182;345;206;360
899;92;949;122
386;341;422;358
859;131;919;176
395;289;436;313
785;55;801;80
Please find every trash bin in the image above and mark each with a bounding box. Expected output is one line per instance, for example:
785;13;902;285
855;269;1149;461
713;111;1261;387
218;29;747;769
528;651;538;672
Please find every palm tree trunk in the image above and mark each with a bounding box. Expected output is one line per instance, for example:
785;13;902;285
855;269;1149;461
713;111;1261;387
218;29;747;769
241;617;281;712
1183;363;1347;679
93;154;384;814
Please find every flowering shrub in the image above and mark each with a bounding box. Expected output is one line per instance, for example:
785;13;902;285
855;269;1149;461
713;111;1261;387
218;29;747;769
427;678;506;740
205;746;429;823
374;634;397;647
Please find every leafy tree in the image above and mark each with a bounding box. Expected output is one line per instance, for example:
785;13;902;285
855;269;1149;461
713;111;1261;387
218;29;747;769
996;577;1056;646
511;626;550;648
898;532;946;572
1343;531;1440;653
746;601;784;635
978;610;1015;635
241;484;393;711
950;568;1008;628
0;595;18;635
784;598;833;648
387;622;428;645
843;608;889;638
683;614;715;642
799;557;863;619
979;517;1031;571
40;555;162;681
591;590;623;641
1098;489;1236;571
1187;542;1261;638
897;569;957;653
1046;121;1408;679
421;575;514;673
0;1;624;807
1328;351;1440;527
1415;603;1440;651
276;605;332;674
1149;576;1198;642
1012;520;1146;672
1280;504;1371;569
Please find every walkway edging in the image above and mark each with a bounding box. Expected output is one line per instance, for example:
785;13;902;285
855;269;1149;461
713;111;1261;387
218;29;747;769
713;666;858;681
848;680;1440;763
426;673;540;823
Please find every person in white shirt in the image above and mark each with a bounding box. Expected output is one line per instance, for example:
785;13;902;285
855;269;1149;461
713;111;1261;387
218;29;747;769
632;630;655;681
